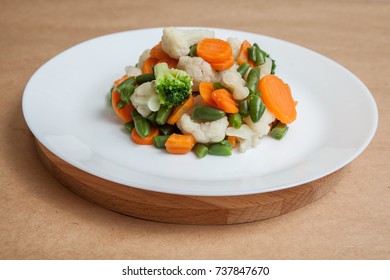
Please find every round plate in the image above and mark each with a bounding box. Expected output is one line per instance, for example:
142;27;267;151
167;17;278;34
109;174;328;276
22;27;378;196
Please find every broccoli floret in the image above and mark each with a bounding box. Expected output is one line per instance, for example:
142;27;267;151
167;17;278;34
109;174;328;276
154;62;193;108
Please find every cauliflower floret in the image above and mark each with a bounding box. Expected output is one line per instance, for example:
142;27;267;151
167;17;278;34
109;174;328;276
130;81;160;117
137;49;150;69
161;27;215;59
125;65;142;76
226;109;275;152
227;37;241;58
177;56;221;91
221;68;249;100
176;113;229;144
244;108;275;137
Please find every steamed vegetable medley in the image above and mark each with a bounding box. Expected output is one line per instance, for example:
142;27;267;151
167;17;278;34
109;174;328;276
110;27;297;158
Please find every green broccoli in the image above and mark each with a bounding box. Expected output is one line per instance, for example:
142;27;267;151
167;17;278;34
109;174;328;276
154;62;192;108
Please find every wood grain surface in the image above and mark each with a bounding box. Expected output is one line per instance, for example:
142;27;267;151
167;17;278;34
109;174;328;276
35;139;340;225
1;0;389;259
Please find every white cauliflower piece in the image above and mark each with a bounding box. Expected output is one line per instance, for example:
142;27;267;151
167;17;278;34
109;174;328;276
125;65;142;76
137;49;150;69
161;27;215;59
244;108;275;137
176;113;229;144
177;56;221;91
226;109;275;152
221;69;249;100
130;81;160;117
259;57;273;79
227;37;241;58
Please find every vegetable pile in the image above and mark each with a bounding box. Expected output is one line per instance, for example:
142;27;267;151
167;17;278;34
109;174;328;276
109;27;297;158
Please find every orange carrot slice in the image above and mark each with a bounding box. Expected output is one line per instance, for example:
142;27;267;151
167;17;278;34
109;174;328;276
258;75;297;124
199;81;217;107
236;40;256;67
212;88;239;114
150;41;170;59
142;57;159;74
167;95;195;125
111;89;133;122
197;38;233;63
227;136;237;148
165;133;196;154
131;127;159;145
209;55;235;71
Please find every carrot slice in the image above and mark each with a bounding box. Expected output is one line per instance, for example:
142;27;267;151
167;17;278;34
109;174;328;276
131;127;159;145
212;88;239;114
165;133;196;154
258;74;297;124
227;136;237;148
167;95;195;125
236;40;256;67
142;57;159;74
197;38;233;63
199;81;217;107
209;55;235;71
158;56;178;69
111;89;133;122
150;41;170;59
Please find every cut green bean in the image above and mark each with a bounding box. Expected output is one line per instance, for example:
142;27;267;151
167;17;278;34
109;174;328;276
246;67;260;95
136;73;155;84
229;113;242;129
247;47;256;62
208;140;232;156
212;82;230;91
146;111;157;124
271;58;276;74
254;44;266;65
158;124;176;135
124;121;134;133
156;105;173;125
133;115;150;138
189;44;197;57
191;106;226;121
153;135;170;148
115;77;136;104
116;100;126;109
238;99;250;118
193;143;208;159
249;95;266;123
271;122;289;140
236;63;250;77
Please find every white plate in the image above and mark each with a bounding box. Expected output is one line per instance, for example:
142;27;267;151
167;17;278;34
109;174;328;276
22;27;378;196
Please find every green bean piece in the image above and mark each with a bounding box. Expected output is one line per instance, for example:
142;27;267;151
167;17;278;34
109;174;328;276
208;140;232;156
189;44;197;57
133;115;150;138
271;58;276;74
108;87;114;105
146;111;157;124
153;135;170;148
136;73;155;84
271;122;289;140
236;63;250;77
131;109;141;118
191;106;226;121
124;121;134;133
254;44;266;66
249;95;266;123
115;77;136;104
193;143;208;159
247;47;256;63
246;67;260;95
158;124;176;135
212;82;230;91
228;113;242;129
116;100;126;109
238;100;250;118
155;105;173;125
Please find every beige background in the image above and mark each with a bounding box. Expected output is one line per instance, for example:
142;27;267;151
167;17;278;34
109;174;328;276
1;0;389;259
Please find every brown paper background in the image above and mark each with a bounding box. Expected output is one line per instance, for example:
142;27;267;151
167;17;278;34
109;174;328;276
1;0;389;259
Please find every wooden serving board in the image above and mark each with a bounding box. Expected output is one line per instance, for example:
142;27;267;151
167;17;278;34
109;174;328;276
35;138;341;225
